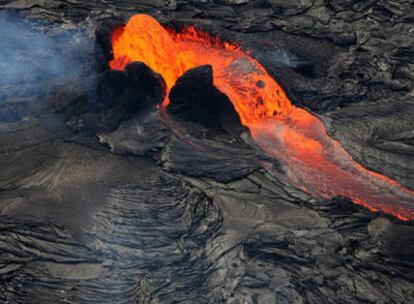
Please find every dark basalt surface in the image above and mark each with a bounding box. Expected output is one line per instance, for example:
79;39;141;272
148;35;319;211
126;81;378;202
167;65;243;134
0;1;414;303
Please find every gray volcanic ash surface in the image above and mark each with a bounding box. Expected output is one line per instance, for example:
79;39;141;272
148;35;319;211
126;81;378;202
0;1;414;303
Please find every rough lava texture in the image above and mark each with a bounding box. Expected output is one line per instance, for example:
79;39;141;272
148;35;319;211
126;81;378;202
0;1;414;304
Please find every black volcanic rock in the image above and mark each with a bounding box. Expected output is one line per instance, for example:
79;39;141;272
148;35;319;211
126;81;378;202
94;19;125;72
96;69;128;107
68;62;166;133
1;2;414;304
167;65;243;133
99;112;171;156
95;62;166;129
124;62;166;103
97;62;166;110
161;135;262;182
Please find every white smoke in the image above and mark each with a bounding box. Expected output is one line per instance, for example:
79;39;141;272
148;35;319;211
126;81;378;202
0;11;95;121
265;49;301;68
251;49;301;69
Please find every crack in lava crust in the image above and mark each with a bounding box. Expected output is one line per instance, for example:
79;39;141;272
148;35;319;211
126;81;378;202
110;14;414;221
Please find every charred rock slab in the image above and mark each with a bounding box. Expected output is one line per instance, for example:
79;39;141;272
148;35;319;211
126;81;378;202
99;111;171;157
97;62;166;112
167;65;243;134
69;61;167;132
161;135;263;182
94;19;124;72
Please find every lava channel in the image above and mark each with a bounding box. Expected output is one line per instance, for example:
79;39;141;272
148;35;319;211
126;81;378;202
110;14;414;221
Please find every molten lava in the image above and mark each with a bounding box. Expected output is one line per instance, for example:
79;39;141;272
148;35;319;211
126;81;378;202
110;14;414;221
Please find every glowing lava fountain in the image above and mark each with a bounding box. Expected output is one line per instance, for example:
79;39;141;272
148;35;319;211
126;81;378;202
110;14;414;221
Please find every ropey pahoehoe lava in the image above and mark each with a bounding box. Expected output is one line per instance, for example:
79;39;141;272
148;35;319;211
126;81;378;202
110;14;414;221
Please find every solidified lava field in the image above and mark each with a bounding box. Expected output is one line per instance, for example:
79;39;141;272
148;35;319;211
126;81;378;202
0;1;414;303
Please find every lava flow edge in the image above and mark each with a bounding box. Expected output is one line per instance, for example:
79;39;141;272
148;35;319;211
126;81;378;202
110;14;414;222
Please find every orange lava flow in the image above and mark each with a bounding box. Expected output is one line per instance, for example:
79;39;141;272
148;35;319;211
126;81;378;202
110;14;414;221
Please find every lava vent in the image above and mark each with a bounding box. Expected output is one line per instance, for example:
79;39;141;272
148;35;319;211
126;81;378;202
110;14;414;221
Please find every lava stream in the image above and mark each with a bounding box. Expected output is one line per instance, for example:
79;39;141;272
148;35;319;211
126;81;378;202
110;14;414;221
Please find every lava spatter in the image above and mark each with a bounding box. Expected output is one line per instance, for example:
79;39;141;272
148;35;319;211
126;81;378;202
110;14;414;221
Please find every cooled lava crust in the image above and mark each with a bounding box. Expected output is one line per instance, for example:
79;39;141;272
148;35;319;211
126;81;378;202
0;2;414;304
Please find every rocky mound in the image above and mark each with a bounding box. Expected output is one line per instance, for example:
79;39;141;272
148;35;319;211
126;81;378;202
167;64;243;134
1;2;414;304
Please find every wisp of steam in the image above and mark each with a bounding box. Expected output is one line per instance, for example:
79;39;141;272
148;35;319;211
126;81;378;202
0;12;95;121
